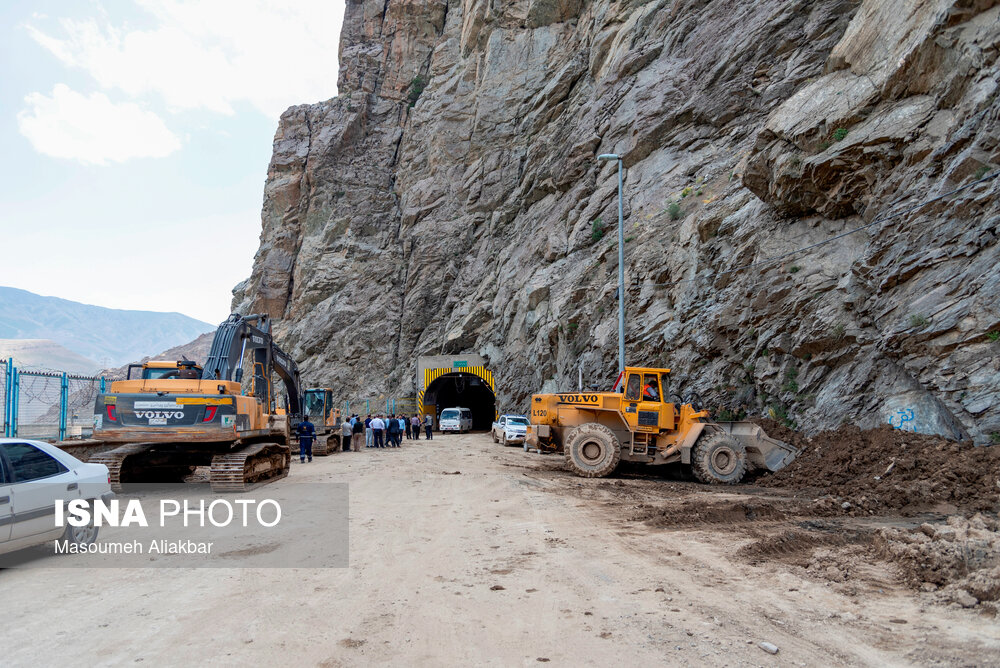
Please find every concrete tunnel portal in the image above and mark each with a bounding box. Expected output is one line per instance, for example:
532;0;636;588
418;355;497;431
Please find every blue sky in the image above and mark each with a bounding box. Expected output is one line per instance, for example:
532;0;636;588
0;0;344;325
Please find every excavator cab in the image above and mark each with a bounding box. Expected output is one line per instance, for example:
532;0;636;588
127;360;205;380
303;388;339;428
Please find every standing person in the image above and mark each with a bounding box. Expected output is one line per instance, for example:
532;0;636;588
404;414;412;440
390;414;402;447
384;414;395;448
297;415;316;463
424;413;434;440
397;415;406;447
365;414;373;448
340;418;353;453
371;414;385;448
411;414;421;440
351;415;365;451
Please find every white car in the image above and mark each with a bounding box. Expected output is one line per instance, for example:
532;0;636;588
492;415;528;446
439;407;473;433
0;438;114;556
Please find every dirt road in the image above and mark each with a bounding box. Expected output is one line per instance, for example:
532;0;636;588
4;433;998;666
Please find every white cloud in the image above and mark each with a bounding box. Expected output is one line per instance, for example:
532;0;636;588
18;84;181;165
26;1;344;119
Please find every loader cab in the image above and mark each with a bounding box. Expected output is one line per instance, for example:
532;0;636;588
621;367;673;433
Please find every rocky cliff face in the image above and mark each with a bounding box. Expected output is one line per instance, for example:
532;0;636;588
234;0;1000;443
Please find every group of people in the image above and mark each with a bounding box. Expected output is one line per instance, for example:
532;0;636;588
339;413;434;452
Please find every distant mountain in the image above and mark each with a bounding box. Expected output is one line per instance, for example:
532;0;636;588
0;339;99;374
0;286;215;368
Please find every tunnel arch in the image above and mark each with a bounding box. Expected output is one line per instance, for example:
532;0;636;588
422;372;496;431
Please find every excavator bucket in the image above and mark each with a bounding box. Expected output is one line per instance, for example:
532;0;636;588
715;421;800;472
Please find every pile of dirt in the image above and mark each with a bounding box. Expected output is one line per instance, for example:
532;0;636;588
875;514;1000;614
737;525;866;565
635;499;786;529
755;422;1000;515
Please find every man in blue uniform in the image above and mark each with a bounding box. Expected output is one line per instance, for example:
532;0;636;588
297;415;316;462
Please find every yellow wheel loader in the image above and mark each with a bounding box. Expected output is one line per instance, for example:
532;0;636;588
525;366;798;484
91;313;304;492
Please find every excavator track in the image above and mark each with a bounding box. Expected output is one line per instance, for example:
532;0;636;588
91;442;158;492
210;442;290;492
311;434;342;456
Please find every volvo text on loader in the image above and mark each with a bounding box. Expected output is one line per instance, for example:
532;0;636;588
91;313;304;492
525;366;799;483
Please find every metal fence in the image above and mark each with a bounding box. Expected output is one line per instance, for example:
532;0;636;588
0;359;6;437
2;357;114;441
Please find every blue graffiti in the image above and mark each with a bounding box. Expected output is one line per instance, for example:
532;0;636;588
888;408;915;431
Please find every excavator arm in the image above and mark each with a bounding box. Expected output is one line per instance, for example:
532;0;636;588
200;313;303;415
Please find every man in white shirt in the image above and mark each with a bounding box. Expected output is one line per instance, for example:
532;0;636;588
371;415;386;448
340;419;353;452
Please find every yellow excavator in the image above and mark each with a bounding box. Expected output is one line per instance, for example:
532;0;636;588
91;313;303;491
526;366;799;483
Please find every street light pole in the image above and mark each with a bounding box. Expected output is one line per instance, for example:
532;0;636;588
598;153;626;373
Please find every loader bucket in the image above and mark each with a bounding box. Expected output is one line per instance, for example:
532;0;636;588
715;421;800;472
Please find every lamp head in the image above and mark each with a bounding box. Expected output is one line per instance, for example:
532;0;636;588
597;154;620;161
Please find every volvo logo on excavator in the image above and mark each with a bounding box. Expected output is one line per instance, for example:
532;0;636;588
135;410;185;420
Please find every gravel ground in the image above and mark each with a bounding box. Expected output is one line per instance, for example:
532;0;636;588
3;433;998;666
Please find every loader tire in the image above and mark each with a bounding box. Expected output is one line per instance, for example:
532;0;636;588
560;427;579;454
691;431;746;484
565;423;620;478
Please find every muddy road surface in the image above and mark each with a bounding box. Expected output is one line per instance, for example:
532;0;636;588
4;433;998;666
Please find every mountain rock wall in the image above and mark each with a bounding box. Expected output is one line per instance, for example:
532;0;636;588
235;0;1000;443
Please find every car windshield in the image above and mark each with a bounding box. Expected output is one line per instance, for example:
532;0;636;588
508;417;528;426
441;409;459;420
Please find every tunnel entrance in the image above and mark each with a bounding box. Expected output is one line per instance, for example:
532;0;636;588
423;372;496;431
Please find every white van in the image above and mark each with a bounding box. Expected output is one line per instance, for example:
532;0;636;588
439;407;473;433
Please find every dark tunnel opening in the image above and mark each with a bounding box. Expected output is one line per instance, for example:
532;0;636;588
424;372;496;431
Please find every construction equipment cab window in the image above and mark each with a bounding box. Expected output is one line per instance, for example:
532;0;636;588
642;374;661;401
625;374;642;400
625;372;664;402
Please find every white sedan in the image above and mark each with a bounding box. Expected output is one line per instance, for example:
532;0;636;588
0;438;113;557
491;415;529;446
